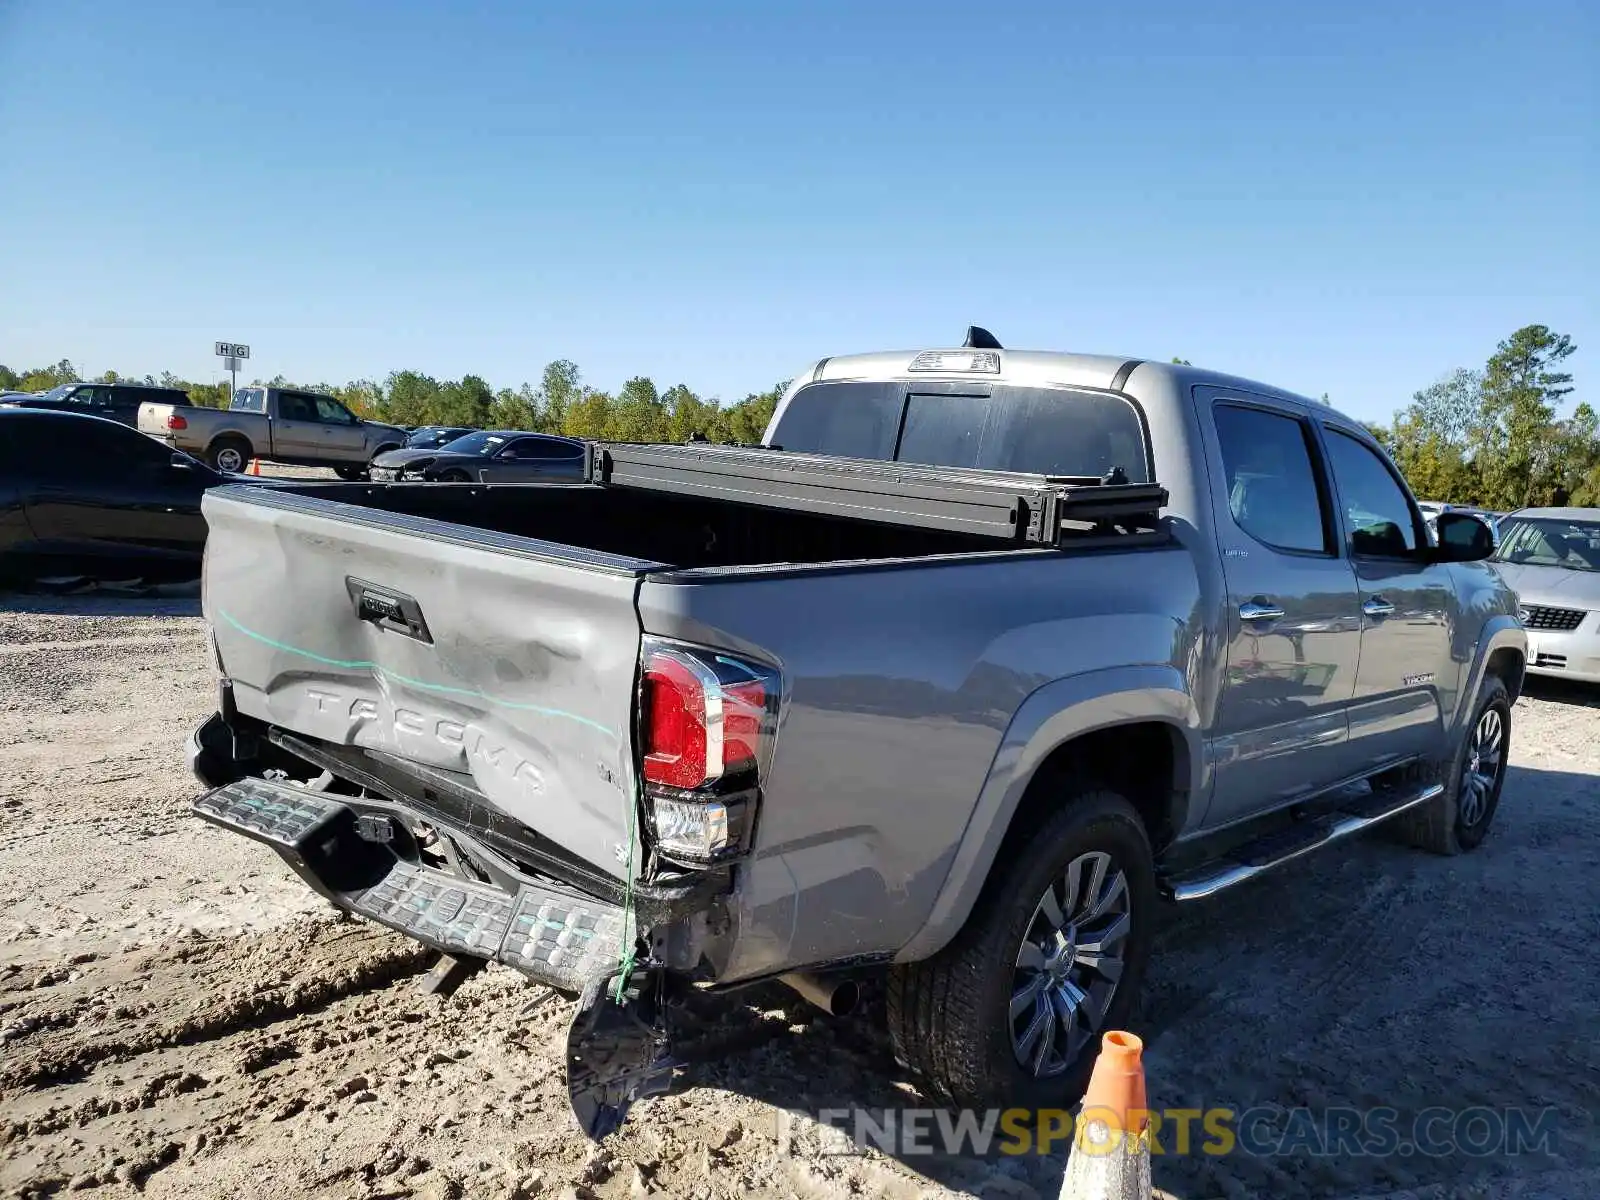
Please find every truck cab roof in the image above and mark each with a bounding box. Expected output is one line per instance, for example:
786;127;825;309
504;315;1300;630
795;346;1336;417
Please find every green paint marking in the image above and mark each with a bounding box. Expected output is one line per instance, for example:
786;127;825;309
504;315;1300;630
214;607;619;740
539;920;594;938
214;605;639;996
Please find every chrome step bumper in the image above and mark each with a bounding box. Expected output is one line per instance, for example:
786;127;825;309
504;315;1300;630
194;777;629;991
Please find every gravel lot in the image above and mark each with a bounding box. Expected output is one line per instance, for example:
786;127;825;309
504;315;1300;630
1;596;1596;1199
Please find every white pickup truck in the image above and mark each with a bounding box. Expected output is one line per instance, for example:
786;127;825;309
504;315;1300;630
139;385;407;477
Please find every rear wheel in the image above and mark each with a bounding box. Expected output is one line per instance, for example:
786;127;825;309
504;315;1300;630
1394;675;1510;855
208;437;251;474
887;790;1156;1109
333;466;366;481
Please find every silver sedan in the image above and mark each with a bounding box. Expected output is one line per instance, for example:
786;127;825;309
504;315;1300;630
1492;507;1600;684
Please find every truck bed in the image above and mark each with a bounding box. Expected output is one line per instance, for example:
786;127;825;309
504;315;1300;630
247;480;1010;573
251;441;1169;576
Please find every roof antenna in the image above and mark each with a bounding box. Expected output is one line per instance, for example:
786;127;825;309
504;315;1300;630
963;326;1002;350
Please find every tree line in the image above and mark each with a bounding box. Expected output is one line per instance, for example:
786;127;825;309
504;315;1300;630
0;358;784;448
4;323;1588;508
1368;324;1592;511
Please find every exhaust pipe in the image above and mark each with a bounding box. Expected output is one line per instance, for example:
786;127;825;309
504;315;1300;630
778;971;860;1017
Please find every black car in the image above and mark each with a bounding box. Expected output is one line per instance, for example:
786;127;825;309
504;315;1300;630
1;381;194;427
367;430;586;483
403;425;476;450
0;410;240;584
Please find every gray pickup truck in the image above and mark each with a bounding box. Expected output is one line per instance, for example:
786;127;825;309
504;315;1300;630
138;385;406;477
186;335;1525;1136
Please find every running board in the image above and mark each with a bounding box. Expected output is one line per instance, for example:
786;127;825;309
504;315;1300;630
1161;782;1444;903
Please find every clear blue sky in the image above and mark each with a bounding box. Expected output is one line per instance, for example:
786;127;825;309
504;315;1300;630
1;0;1594;421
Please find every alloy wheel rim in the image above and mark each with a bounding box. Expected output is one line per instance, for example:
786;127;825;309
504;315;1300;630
1010;850;1130;1078
1459;706;1504;828
218;449;243;472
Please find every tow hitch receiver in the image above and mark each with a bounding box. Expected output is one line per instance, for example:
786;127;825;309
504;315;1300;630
566;968;676;1139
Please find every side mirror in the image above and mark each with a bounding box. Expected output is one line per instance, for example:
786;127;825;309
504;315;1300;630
170;452;195;471
1433;511;1495;562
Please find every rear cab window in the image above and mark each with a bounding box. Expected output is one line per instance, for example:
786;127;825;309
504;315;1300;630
232;388;266;412
766;382;901;461
769;381;1151;482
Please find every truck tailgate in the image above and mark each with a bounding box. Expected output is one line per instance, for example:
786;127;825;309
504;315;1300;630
202;485;649;880
137;402;177;437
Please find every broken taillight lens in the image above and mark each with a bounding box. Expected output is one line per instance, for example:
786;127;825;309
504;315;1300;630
639;638;780;862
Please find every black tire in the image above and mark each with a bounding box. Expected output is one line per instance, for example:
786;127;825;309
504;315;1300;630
887;790;1156;1110
438;468;471;483
207;436;252;474
333;466;367;481
1393;675;1510;855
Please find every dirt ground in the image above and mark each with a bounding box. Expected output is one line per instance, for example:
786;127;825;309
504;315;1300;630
1;596;1596;1200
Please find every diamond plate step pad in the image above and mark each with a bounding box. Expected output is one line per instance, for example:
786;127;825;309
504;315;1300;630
194;777;343;849
196;778;629;990
354;862;516;958
502;891;628;991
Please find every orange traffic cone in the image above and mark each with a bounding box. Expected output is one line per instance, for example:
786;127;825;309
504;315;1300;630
1057;1031;1152;1200
247;459;261;476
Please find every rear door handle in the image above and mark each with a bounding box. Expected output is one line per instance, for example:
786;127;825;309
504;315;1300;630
1363;597;1396;618
1239;600;1285;621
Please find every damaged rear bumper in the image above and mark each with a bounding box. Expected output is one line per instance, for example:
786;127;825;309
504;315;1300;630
188;709;715;1136
194;775;633;992
187;708;727;927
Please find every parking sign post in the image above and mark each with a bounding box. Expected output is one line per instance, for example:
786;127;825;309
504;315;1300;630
214;341;251;399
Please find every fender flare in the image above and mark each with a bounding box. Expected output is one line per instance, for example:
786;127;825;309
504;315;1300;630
894;664;1201;963
1450;616;1527;739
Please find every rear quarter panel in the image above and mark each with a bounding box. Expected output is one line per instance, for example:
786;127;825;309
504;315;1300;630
637;546;1202;981
188;408;271;456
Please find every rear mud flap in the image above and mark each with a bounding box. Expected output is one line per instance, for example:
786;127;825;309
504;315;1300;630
565;969;676;1139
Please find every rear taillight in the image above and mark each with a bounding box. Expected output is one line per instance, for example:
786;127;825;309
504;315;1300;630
167;413;188;430
639;638;780;863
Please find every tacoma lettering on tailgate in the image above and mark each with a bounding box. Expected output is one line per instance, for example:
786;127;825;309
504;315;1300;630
303;687;546;795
